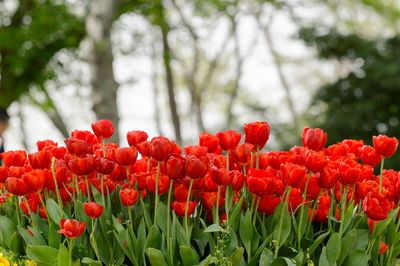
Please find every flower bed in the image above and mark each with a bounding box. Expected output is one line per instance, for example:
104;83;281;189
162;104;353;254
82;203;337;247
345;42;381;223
0;120;399;265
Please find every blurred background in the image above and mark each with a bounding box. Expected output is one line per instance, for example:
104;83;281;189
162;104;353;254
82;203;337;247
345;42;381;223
1;0;400;166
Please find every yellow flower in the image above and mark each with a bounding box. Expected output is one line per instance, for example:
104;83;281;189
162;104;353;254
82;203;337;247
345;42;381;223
0;253;10;266
25;260;36;266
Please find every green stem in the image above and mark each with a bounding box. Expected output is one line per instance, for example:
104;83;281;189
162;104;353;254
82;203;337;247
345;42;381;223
338;185;349;237
154;161;161;226
256;146;260;169
166;180;174;262
298;173;311;249
379;158;385;193
51;157;63;218
68;238;73;266
305;189;322;237
100;174;105;207
185;179;194;246
226;151;229;170
250;152;253;169
85;176;91;202
253;196;260;226
215;186;222;225
147;157;151;172
275;187;291;259
328;188;335;232
91;219;100;262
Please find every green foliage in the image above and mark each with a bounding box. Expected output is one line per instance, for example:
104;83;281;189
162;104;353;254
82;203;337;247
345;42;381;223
0;0;84;108
300;27;400;169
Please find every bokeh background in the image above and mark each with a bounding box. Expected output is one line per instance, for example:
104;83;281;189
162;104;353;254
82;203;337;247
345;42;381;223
1;0;400;167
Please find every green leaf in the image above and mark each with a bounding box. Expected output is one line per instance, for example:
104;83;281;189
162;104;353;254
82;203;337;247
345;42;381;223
274;207;291;248
48;220;61;248
18;227;37;246
229;196;243;232
156;202;168;235
9;231;23;253
308;231;330;255
338;229;357;264
30;212;49;239
354;229;369;250
341;201;355;234
204;223;226;233
145;248;168;266
227;247;243;266
0;215;16;248
137;218;146;265
26;245;58;265
58;244;69;266
373;208;399;238
259;248;274;266
180;245;200;266
46;198;63;224
319;247;330;266
145;225;162;250
239;211;253;257
326;232;341;265
343;249;368;266
81;257;102;265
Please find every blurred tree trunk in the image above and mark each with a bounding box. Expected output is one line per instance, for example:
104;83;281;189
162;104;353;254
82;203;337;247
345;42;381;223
151;35;164;136
86;0;120;143
155;0;182;144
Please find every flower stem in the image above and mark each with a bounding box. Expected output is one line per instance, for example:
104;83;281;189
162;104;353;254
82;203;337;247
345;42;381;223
215;186;221;225
305;189;322;237
253;196;260;226
185;179;194;246
51;157;63;218
68;238;73;266
154;161;161;226
256;146;260;169
91;219;100;262
166;179;174;261
85;175;91;202
298;172;311;249
275;187;291;259
379;158;385;193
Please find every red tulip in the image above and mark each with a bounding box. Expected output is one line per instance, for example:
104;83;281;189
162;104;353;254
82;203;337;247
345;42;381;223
37;140;58;151
91;120;114;140
184;146;207;156
150;137;173;162
210;166;232;187
244;121;270;151
355;180;379;202
246;169;275;196
232;143;253;165
185;154;208;179
0;150;27;167
8;166;29;178
137;141;151;157
199;132;219;153
231;170;244;191
257;194;280;215
22;169;46;192
340;165;361;186
171;201;197;217
69;156;95;176
174;184;189;202
165;154;186;180
72;130;100;146
0;166;8;183
379;241;389;255
317;162;340;189
146;173;170;195
39;207;47;219
216;130;241;152
20;197;39;216
115;147;138;166
84;202;104;218
342;139;364;158
300;174;322;200
314;196;330;223
127;130;148;147
58;219;85;239
28;150;51;169
64;138;91;157
109;165;128;182
301;127;327;151
303;150;327;173
363;191;391;221
201;191;225;210
280;163;307;188
120;188;139;206
94;157;115;174
5;177;29;196
373;135;399;158
360;145;381;167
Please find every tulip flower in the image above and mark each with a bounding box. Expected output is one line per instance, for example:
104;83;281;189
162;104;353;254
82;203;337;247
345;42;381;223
185;154;208;179
0;150;27;167
244;121;270;151
150;136;173;162
216;130;241;152
91;120;114;140
246;168;275;196
360;145;381;167
210;166;232;187
119;188;139;207
199;132;219;153
301;127;327;151
0;166;8;183
5;177;29;196
28;150;51;169
379;241;389;255
373;135;399;158
232;143;253;165
280;163;307;188
184;145;207;156
115;147;138;166
174;185;189;202
257;194;280;215
37;140;58;151
64;138;91;157
165;154;186;180
94;157;115;174
20;197;39;216
68;156;95;176
171;201;197;217
317;162;340;189
84;202;104;219
127;130;148;147
58;219;85;239
363;191;391;221
22;169;46;192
